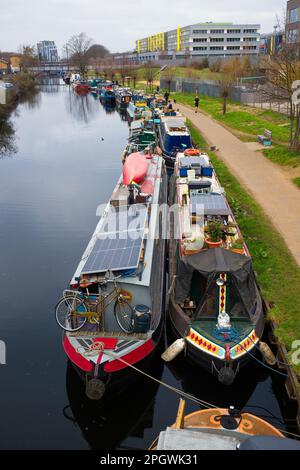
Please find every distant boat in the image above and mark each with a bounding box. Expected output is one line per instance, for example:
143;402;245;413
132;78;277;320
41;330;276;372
115;87;132;109
157;115;192;170
127;98;148;120
149;399;299;450
100;86;116;105
73;81;91;95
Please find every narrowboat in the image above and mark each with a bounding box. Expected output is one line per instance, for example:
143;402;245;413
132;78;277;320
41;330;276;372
55;150;167;400
100;85;116;105
167;150;265;385
73;81;91;95
150;399;300;450
115;87;132;110
122;120;158;162
127;98;148;120
158;115;192;171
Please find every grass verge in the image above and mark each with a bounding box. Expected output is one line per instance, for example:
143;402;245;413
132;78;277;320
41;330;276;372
188;119;300;377
293;177;300;189
174;92;300;168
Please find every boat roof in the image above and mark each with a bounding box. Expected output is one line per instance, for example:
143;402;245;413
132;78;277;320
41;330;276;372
71;155;165;287
157;428;244;450
163;118;189;134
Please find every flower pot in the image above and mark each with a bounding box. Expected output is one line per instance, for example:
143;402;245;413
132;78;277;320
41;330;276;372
205;238;223;249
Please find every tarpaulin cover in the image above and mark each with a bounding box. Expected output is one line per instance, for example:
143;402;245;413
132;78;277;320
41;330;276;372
175;248;259;316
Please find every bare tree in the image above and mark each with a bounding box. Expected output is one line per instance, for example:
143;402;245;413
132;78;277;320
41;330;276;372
262;44;300;150
18;45;39;70
64;33;93;77
143;61;155;92
217;77;233;115
162;67;175;92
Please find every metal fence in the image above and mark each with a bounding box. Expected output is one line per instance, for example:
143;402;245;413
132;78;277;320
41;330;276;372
160;77;291;114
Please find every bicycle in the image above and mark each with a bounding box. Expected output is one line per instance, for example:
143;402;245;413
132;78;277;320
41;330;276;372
55;277;135;334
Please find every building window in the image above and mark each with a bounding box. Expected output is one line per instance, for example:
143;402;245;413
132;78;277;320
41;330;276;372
290;8;298;23
193;30;207;34
288;29;298;43
193;38;207;42
193;46;208;51
227;46;241;50
210;37;224;42
227;37;241;42
210;46;224;50
243;37;258;42
210;29;224;34
243;45;257;50
227;29;241;34
243;29;257;34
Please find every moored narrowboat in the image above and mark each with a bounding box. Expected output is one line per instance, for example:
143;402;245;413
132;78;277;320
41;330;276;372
115;87;132;109
55;150;167;400
158;115;192;171
149;399;299;450
167;150;265;385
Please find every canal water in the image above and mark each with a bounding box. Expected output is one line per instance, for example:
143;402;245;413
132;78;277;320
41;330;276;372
0;80;297;449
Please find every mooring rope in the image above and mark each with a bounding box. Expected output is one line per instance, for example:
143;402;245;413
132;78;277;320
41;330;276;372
80;343;218;410
79;343;300;439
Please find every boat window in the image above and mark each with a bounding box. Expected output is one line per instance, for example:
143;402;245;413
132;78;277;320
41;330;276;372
190;271;207;307
227;276;249;319
194;277;218;318
194;274;251;320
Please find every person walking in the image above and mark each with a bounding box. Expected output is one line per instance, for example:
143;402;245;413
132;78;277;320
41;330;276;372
194;95;200;113
164;91;170;103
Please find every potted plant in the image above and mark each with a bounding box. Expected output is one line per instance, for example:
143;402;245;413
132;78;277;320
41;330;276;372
205;220;223;248
231;238;245;254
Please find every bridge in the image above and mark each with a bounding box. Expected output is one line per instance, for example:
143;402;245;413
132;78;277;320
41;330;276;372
28;62;82;74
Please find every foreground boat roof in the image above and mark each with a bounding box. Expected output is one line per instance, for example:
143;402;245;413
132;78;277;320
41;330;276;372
71;155;165;287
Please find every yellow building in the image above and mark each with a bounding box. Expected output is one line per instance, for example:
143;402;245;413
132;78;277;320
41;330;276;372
10;55;21;72
0;58;9;72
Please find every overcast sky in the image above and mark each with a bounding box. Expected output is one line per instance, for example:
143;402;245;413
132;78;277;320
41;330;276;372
0;0;287;54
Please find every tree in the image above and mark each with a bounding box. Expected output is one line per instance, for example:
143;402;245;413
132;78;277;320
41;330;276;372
86;44;109;60
162;67;175;92
18;45;39;69
217;77;233;115
64;33;93;77
262;43;300;151
143;61;155;92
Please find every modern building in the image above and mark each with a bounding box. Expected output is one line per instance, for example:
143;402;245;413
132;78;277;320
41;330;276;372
286;0;300;43
135;22;261;61
37;41;59;63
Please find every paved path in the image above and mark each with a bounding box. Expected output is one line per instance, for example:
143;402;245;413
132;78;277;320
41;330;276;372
177;103;300;267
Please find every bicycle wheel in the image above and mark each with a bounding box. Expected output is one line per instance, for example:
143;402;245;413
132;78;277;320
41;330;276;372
55;295;88;332
114;297;134;334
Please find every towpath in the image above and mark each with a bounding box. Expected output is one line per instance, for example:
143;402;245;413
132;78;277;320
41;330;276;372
177;103;300;267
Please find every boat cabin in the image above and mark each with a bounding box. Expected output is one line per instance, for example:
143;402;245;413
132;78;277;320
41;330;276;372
160;118;192;156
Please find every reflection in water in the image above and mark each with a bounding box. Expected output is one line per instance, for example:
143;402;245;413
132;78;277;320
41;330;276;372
39;77;62;93
64;342;165;450
66;89;99;123
0;85;41;158
0;117;16;158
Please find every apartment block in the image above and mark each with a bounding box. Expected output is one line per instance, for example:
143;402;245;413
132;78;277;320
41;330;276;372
135;22;260;61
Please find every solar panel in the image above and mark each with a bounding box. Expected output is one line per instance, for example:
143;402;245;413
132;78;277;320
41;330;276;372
190;194;231;216
81;230;144;275
101;204;148;234
80;204;148;275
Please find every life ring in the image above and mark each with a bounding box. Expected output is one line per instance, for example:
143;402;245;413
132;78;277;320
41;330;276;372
184;148;200;156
